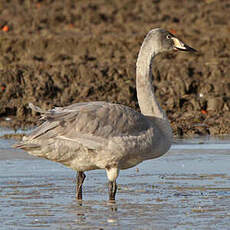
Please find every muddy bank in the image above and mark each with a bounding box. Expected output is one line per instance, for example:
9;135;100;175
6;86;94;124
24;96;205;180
0;0;229;136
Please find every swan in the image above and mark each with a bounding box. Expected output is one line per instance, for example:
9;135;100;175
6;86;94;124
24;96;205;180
14;28;196;201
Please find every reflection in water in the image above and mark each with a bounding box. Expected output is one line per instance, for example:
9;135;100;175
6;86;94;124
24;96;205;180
0;137;230;229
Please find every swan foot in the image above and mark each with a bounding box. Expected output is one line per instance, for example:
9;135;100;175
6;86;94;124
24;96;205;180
108;181;117;201
76;171;86;200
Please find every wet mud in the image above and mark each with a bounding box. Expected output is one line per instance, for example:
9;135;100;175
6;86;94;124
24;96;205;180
1;137;230;229
0;0;230;136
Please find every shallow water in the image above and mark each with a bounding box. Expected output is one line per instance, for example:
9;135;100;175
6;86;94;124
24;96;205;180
0;135;230;230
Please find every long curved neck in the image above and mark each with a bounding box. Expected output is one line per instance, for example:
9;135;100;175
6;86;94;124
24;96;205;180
136;39;164;119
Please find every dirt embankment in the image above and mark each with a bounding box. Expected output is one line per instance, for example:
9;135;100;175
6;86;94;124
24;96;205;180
0;0;229;136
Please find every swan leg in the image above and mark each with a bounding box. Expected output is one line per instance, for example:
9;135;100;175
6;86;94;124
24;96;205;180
76;171;86;200
108;180;117;201
106;167;119;201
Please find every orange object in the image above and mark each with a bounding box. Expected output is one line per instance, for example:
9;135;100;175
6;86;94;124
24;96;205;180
69;24;74;29
169;29;177;35
201;110;207;115
2;25;9;32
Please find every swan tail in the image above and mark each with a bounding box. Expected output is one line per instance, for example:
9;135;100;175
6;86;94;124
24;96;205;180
13;142;41;151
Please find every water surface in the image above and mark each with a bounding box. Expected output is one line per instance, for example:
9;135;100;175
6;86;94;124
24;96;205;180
0;135;230;230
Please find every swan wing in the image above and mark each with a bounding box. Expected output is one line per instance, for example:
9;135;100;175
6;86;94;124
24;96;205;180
18;102;150;150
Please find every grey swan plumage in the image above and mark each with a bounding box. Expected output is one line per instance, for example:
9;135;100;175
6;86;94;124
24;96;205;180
14;28;196;201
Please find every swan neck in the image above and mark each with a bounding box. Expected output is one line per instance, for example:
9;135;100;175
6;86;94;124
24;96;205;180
136;43;163;118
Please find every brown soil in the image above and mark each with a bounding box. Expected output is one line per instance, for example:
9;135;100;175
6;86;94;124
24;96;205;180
0;0;229;137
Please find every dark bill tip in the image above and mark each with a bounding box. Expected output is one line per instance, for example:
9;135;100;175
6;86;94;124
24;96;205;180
177;44;197;52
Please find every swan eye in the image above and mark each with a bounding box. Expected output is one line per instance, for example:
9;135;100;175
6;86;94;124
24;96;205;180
166;35;172;39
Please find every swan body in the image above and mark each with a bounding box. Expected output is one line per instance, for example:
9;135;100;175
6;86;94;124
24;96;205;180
14;28;196;201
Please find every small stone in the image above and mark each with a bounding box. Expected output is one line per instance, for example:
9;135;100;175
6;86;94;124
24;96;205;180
207;97;224;111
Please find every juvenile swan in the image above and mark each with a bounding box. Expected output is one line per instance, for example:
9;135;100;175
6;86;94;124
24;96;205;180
14;28;196;201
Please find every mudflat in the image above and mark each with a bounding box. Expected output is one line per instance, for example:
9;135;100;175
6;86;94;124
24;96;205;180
0;0;229;136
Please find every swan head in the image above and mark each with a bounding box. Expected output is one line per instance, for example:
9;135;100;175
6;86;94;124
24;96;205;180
145;28;197;54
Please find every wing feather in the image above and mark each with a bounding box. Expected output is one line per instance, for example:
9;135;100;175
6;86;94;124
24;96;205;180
19;102;150;150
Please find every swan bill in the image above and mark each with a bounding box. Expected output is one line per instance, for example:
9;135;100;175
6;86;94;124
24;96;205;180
172;37;197;52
